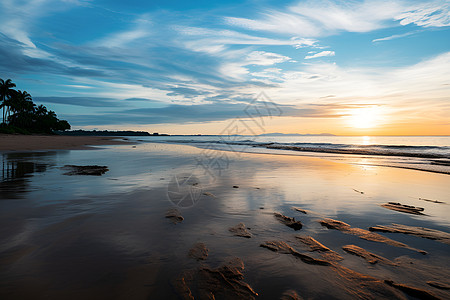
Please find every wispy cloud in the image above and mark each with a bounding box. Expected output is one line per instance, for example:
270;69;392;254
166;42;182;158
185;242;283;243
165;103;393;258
0;0;89;52
34;96;122;107
372;31;419;42
225;0;404;37
396;1;450;27
246;51;291;66
95;14;153;48
270;51;450;107
289;0;404;33
305;51;335;60
226;0;450;37
174;26;318;54
64;101;343;126
225;12;322;37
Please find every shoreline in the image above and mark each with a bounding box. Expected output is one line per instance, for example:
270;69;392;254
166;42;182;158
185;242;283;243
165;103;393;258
1;134;448;174
166;142;450;175
0;134;132;152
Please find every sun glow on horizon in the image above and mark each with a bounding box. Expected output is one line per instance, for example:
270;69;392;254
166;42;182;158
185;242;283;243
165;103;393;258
348;106;382;129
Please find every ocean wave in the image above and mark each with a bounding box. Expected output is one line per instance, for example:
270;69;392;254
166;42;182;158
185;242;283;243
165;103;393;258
263;144;448;159
141;137;450;159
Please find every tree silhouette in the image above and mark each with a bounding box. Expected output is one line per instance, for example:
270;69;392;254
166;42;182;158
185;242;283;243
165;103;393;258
0;78;70;133
8;90;35;128
0;78;16;124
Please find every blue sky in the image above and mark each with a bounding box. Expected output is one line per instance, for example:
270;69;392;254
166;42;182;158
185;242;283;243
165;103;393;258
0;0;449;134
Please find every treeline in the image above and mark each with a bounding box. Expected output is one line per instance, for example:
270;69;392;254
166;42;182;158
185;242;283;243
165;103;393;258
60;130;152;136
0;78;70;134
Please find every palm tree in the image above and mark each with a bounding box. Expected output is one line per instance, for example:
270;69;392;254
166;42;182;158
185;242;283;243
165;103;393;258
0;78;17;124
9;90;33;114
35;104;48;116
7;90;35;127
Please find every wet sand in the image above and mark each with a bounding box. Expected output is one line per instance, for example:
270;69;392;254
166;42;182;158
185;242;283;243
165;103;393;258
0;142;449;299
0;134;131;151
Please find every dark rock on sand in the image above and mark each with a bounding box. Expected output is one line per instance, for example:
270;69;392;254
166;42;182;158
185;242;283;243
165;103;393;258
165;208;184;224
229;223;252;238
276;235;409;299
173;258;258;299
233;185;239;188
274;213;303;230
319;218;427;254
369;224;450;245
331;265;406;299
291;207;308;214
188;243;208;261
342;245;396;265
280;289;303;300
427;281;450;290
198;258;258;299
293;236;408;299
296;235;343;262
419;198;445;204
260;241;331;266
380;202;425;215
62;165;109;176
384;280;440;300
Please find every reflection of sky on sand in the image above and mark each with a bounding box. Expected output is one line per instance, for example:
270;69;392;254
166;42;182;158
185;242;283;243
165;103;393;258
0;143;449;298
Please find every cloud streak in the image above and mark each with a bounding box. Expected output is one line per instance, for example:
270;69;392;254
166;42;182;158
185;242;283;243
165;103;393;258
372;31;419;42
226;0;450;37
305;51;335;59
396;1;450;27
64;101;344;126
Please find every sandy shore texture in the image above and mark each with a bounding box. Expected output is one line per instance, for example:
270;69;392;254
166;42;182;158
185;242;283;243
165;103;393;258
0;142;449;299
0;134;131;151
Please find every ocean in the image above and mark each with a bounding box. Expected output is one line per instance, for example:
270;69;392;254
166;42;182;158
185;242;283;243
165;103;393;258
127;135;450;174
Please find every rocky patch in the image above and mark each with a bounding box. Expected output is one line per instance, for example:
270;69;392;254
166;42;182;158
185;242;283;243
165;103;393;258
229;223;252;238
62;165;109;176
369;224;450;245
380;202;425;215
274;213;303;230
260;241;331;266
342;245;396;265
188;243;208;261
165;208;184;224
319;218;427;254
296;235;343;262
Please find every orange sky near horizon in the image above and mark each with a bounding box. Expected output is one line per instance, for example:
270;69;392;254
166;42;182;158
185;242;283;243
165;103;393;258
81;115;450;136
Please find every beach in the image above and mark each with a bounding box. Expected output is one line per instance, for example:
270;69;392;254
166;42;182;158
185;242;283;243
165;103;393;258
0;134;131;151
0;140;449;299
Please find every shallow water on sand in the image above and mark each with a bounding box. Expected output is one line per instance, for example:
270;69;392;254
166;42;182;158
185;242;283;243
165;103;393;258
0;143;449;299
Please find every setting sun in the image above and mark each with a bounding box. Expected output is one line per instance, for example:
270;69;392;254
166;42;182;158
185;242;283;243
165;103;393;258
348;106;381;129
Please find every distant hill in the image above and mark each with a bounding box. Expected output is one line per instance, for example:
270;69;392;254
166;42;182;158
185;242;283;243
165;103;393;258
58;130;156;136
258;132;335;136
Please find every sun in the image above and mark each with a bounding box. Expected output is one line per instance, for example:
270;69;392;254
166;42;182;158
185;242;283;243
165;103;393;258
348;106;381;129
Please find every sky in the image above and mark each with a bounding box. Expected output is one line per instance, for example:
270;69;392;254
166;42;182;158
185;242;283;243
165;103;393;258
0;0;449;135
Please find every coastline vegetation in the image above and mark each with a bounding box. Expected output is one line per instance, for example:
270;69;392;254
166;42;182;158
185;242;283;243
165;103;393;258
0;78;70;134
